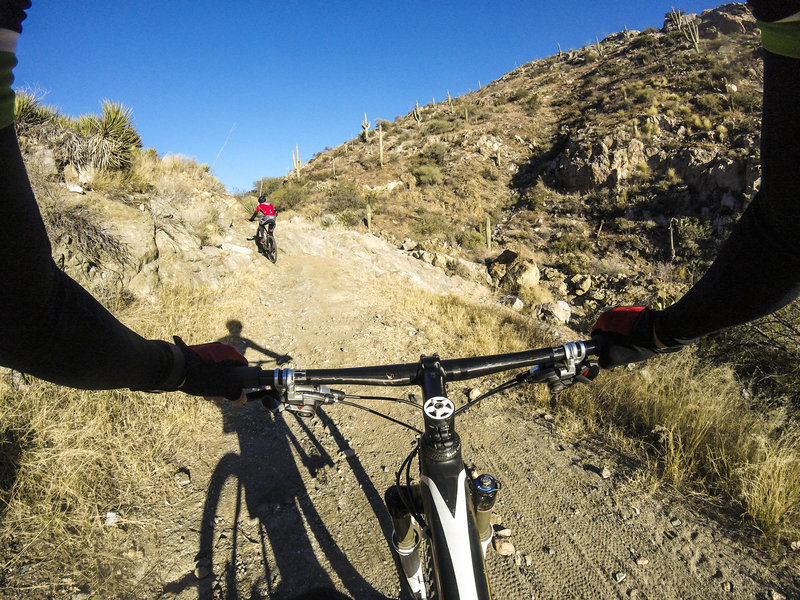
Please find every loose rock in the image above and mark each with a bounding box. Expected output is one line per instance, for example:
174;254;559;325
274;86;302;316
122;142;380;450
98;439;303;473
494;537;515;556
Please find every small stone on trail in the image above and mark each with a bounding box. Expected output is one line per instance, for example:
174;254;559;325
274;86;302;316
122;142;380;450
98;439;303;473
104;512;119;527
494;527;512;538
601;467;612;479
670;518;682;527
493;537;515;556
769;591;786;600
790;540;800;551
636;557;649;566
722;581;734;593
468;388;482;401
614;571;627;584
514;551;523;566
174;471;191;487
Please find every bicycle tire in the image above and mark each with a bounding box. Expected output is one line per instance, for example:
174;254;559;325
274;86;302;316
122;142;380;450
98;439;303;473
265;233;277;263
422;538;438;600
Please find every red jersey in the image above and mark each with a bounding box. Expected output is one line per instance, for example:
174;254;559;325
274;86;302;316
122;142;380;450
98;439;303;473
255;203;276;217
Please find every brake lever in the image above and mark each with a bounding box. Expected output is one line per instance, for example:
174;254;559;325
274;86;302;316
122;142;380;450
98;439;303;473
521;359;600;394
246;389;285;413
284;385;345;418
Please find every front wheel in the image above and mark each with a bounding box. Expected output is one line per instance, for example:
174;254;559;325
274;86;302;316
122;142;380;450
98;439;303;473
264;232;277;263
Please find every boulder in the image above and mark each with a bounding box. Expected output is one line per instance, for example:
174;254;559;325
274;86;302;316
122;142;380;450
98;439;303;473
400;238;418;251
492;249;519;265
515;262;541;289
570;274;592;296
499;295;525;312
538;301;571;324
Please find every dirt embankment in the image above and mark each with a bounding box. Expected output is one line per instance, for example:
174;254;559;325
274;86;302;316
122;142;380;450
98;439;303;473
131;218;795;600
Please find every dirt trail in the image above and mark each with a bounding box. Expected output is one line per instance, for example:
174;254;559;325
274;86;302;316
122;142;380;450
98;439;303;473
147;219;795;600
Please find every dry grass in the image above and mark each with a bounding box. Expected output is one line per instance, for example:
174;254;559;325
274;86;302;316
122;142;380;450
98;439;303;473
0;282;228;598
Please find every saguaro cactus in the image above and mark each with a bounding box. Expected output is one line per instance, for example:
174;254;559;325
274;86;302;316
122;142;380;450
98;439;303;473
291;144;301;177
684;20;700;53
378;121;384;167
362;112;371;141
412;102;421;125
485;217;492;249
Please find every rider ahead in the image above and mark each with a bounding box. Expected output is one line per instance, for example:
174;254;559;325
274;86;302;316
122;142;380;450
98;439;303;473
249;195;277;242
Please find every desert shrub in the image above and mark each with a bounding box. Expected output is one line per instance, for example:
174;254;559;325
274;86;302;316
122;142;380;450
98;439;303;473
14;90;59;130
480;165;500;181
269;182;306;210
697;93;725;115
422;142;448;165
729;90;762;114
629;32;656;50
557;251;591;276
411;164;443;186
525;94;543;114
253;176;283;197
705;301;800;400
411;207;449;238
508;88;530;103
455;228;485;249
69;100;142;170
551;235;592;256
326;180;367;212
426;119;456;135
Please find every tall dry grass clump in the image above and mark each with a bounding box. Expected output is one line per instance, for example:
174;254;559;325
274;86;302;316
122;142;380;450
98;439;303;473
0;281;230;598
560;351;800;541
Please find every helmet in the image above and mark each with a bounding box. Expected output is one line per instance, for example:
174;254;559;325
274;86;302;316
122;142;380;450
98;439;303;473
257;194;266;202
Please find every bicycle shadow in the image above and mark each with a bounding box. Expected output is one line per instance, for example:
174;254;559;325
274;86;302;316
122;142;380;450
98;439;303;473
162;335;399;599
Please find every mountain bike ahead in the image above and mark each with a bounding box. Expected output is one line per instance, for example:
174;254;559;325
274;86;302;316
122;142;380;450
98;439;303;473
255;217;278;263
231;339;601;599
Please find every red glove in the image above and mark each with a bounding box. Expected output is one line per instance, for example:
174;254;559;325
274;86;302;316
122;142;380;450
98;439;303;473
591;307;681;369
173;336;248;402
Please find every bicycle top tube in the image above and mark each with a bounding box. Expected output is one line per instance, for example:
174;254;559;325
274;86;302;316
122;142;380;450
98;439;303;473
232;339;600;390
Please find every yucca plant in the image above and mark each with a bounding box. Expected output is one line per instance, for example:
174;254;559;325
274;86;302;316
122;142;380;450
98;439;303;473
14;90;58;130
71;100;142;170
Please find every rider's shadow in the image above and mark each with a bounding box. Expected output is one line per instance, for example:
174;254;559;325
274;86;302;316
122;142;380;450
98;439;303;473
163;339;396;599
216;320;292;367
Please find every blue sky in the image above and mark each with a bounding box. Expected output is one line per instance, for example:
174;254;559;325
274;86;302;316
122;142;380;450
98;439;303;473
15;1;724;193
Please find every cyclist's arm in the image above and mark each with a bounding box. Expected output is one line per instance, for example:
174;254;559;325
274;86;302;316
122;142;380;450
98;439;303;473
0;6;184;391
655;6;800;345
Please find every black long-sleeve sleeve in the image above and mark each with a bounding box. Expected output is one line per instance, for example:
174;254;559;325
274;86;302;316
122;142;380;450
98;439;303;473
0;125;184;390
656;48;800;344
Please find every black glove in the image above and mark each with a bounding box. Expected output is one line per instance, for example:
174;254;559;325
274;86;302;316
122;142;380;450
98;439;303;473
591;306;682;369
173;336;248;401
0;0;31;33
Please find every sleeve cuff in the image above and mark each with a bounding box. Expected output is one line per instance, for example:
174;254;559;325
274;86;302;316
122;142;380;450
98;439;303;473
0;48;18;131
758;20;800;59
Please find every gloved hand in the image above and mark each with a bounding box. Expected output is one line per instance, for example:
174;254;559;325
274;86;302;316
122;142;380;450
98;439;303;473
173;336;248;403
590;306;681;369
0;0;31;33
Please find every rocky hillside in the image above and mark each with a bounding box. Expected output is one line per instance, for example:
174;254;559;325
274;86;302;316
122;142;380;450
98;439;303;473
257;3;762;329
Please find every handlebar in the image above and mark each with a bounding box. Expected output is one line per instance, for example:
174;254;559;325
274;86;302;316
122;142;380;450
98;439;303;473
230;339;601;391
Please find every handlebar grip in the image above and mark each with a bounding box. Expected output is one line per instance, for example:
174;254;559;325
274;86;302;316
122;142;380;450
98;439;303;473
229;366;273;390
